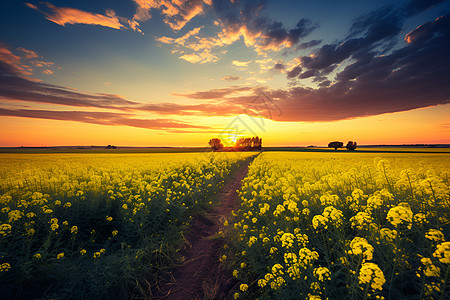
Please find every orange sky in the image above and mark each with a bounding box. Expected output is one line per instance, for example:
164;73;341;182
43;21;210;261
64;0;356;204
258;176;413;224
1;1;450;147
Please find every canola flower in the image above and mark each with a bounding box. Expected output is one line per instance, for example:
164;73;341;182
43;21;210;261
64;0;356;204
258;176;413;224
418;257;440;277
386;204;413;229
433;242;450;264
0;263;11;272
348;237;374;262
350;212;373;231
0;223;11;236
313;267;331;282
358;262;386;291
425;229;445;243
223;152;449;299
0;152;254;298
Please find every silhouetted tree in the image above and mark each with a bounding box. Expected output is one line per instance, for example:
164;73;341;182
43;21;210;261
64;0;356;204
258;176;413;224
252;137;262;150
235;136;262;150
346;141;357;150
328;141;343;150
208;138;224;151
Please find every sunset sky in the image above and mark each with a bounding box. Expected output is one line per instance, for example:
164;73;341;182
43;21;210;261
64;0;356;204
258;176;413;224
0;0;449;147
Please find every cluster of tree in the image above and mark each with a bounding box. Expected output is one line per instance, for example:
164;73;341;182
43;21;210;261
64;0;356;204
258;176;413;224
105;145;117;149
208;137;262;151
328;141;357;150
208;138;224;151
235;137;262;150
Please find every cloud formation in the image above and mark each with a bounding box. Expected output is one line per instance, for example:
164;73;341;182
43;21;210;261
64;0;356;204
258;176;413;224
0;43;213;131
172;10;450;122
173;86;254;99
0;107;209;131
406;0;448;16
0;57;136;109
131;0;205;31
213;0;317;52
155;0;318;63
27;2;124;30
222;75;242;81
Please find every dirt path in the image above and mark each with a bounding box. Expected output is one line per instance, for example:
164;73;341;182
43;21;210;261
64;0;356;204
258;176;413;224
156;156;256;300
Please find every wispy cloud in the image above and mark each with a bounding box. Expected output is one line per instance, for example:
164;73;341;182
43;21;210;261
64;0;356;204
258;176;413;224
0;42;218;132
27;2;124;30
131;0;205;31
0;43;138;108
222;75;242;81
0;43;42;81
232;60;250;67
173;86;254;99
0;107;210;131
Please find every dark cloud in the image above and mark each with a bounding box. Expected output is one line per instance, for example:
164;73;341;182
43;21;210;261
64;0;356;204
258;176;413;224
0;107;210;130
0;43;212;131
296;40;322;49
0;53;137;109
0;71;134;109
298;69;318;79
268;13;450;121
138;102;244;116
212;0;317;51
173;12;450;122
298;6;403;76
406;0;448;16
287;66;302;78
173;86;254;99
272;63;285;71
222;75;242;81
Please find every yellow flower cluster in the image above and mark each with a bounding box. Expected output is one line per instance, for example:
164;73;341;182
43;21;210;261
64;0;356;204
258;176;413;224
425;229;445;243
418;257;440;277
358;262;385;291
386;204;413;229
433;242;450;264
280;233;295;248
0;223;12;236
350;212;373;231
0;263;11;272
313;267;331;282
348;237;374;262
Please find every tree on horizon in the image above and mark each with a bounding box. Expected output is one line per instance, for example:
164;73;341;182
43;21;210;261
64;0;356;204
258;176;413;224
328;141;343;150
208;138;224;151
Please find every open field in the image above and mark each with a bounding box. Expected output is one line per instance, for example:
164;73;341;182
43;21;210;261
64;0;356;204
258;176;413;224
1;146;449;154
0;150;449;299
0;147;213;154
0;152;255;298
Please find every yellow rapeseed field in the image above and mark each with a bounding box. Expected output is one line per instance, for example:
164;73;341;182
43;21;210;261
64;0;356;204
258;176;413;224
225;152;449;300
0;152;254;298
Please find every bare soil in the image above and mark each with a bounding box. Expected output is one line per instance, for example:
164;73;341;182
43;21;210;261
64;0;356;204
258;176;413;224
155;156;255;300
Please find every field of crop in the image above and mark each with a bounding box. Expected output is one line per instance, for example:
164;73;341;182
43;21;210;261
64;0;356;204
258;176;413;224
223;152;449;300
0;152;255;299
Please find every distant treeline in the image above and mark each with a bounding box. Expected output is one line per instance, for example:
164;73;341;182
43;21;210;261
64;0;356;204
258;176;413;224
208;137;262;151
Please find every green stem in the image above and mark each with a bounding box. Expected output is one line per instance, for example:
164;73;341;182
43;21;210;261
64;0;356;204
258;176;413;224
440;265;449;300
351;256;363;300
418;272;426;300
388;233;399;300
362;281;371;300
